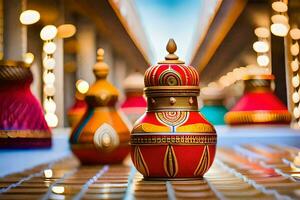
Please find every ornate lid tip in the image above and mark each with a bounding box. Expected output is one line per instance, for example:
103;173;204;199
94;48;109;79
165;38;178;60
97;48;104;62
166;38;177;54
159;38;184;64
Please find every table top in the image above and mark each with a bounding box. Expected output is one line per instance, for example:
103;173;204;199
0;126;299;178
0;142;300;199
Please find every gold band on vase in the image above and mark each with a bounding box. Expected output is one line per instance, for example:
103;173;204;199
225;111;291;125
0;130;51;139
144;86;200;97
130;134;217;145
147;96;198;111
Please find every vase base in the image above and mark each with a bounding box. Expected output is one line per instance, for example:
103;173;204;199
143;177;204;181
0;138;52;149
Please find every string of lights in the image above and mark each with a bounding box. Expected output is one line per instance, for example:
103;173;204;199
290;28;300;126
40;25;58;127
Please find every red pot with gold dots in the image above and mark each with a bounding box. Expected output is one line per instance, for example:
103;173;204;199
130;39;217;179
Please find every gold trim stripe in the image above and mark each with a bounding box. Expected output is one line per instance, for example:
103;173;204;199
132;132;216;136
0;130;51;139
130;135;217;145
225;111;291;125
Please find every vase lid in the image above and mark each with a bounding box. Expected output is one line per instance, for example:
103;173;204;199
85;48;119;106
144;39;199;88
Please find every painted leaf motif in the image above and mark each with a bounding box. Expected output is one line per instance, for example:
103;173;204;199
133;146;149;176
194;145;210;176
164;145;178;177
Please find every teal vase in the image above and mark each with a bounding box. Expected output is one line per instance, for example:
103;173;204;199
200;105;228;125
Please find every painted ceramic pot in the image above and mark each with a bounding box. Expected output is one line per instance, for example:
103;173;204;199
225;75;291;125
70;49;130;164
130;39;217;179
121;72;147;124
0;60;51;148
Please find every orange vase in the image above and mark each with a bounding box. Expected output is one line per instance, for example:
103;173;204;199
130;39;217;180
70;49;130;164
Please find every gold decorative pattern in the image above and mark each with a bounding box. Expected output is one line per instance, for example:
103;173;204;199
93;123;119;152
159;69;182;86
164;145;178;177
156;111;188;127
132;122;215;133
187;65;200;86
133;146;149;177
130;134;217;145
225;111;291;125
194;145;210;176
0;130;51;138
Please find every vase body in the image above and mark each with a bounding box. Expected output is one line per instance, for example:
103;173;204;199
0;61;51;148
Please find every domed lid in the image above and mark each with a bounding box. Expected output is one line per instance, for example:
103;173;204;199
123;71;144;92
144;39;199;88
85;48;119;107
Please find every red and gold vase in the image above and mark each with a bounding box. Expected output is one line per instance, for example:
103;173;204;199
70;49;130;164
121;72;147;124
130;39;217;179
225;75;291;125
0;60;51;148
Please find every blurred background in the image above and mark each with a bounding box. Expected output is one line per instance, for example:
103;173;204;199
1;0;300;128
